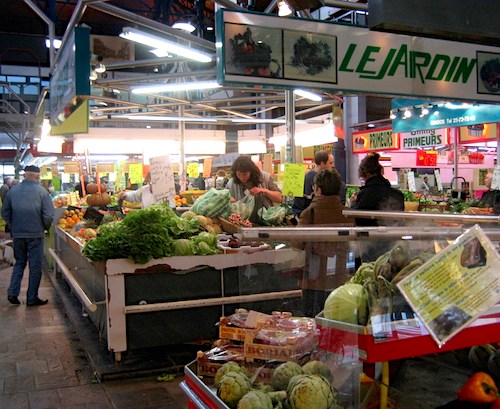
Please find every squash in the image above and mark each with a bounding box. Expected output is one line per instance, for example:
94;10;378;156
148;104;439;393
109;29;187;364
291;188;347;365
488;349;500;380
469;344;496;371
86;192;111;207
86;182;108;194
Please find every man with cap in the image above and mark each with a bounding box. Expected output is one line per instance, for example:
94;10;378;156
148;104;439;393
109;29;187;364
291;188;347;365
2;165;55;306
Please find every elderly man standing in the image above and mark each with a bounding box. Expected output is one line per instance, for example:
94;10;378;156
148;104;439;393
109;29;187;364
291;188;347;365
2;165;54;306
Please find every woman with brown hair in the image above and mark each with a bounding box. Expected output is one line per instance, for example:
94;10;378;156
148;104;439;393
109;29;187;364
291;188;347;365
226;155;282;211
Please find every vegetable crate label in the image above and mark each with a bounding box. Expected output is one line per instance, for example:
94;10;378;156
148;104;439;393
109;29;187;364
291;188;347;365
243;332;318;363
219;322;248;342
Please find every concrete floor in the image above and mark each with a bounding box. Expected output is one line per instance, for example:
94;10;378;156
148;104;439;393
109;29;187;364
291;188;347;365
0;262;476;409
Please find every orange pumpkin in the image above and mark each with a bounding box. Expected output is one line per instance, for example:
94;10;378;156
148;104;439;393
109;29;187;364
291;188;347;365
86;193;111;207
86;182;108;194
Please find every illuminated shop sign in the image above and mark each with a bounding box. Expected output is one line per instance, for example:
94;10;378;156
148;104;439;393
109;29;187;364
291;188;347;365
400;128;448;149
352;127;399;153
218;10;500;104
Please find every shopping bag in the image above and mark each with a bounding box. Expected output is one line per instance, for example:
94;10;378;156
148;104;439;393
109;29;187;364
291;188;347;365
191;188;231;218
257;205;286;226
230;194;255;220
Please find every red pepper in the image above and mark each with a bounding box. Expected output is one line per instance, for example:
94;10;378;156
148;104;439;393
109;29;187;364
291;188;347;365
457;372;498;404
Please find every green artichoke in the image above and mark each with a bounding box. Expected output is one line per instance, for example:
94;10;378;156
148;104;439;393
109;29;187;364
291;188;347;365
271;361;303;391
217;371;252;409
237;390;273;409
302;360;334;383
287;374;337;409
215;362;247;386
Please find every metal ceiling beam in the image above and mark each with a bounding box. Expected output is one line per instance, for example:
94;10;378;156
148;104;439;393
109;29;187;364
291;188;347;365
89;1;216;51
320;0;368;10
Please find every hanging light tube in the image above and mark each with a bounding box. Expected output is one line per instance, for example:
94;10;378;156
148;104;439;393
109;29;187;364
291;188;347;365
120;27;213;63
131;80;221;94
294;89;323;102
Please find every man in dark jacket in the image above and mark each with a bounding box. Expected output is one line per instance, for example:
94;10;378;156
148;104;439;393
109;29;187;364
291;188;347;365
2;166;55;306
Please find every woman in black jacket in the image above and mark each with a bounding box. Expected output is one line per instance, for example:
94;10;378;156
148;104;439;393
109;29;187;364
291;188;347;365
351;152;404;227
350;153;405;264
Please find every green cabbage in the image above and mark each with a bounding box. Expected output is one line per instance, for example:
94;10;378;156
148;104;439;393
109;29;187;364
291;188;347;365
324;283;367;325
171;239;196;256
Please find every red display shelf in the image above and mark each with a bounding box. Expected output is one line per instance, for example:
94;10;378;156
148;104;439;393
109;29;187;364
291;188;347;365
316;307;500;364
183;361;229;409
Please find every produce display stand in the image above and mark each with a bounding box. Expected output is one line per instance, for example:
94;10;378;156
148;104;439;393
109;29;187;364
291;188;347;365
50;225;305;362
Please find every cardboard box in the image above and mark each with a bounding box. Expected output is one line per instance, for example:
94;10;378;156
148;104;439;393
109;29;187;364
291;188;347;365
243;330;318;363
196;356;278;384
218;318;248;342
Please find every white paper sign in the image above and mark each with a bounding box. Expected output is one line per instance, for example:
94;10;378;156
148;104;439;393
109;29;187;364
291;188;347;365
149;155;176;203
434;169;443;192
407;172;416;192
492;167;500;190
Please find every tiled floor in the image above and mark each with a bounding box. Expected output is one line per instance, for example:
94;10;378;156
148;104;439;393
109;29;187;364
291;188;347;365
0;264;188;409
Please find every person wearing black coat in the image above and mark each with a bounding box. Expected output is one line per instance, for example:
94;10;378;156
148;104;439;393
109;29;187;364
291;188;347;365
350;152;404;264
350;152;404;227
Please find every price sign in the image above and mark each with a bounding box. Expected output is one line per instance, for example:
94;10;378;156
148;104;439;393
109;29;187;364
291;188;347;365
416;150;438;167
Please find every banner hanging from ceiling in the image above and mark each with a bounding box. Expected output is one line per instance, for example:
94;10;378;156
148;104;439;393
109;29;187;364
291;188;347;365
217;10;500;104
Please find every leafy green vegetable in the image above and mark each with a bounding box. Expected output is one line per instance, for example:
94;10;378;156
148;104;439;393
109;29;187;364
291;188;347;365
82;203;204;263
401;190;419;202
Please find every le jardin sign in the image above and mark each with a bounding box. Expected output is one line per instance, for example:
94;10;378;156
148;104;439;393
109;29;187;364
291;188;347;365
217;10;500;104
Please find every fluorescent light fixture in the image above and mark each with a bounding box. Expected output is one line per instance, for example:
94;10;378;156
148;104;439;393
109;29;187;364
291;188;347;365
94;62;106;73
403;109;411;118
120;27;213;63
45;38;62;49
231;118;313;124
389;111;396;119
278;1;293;16
421;107;429;115
172;21;196;33
122;115;218;123
150;48;173;58
294;89;322;102
131;80;221;94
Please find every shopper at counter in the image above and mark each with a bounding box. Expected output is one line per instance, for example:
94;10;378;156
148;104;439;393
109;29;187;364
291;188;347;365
2;165;55;306
480;171;500;213
291;150;346;218
226;155;282;219
119;172;175;209
350;152;404;226
0;176;14;202
296;169;354;317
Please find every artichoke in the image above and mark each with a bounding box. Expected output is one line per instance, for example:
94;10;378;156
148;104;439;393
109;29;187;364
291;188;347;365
217;371;252;409
271;361;303;391
287;374;337;409
302;360;334;383
215;362;247;386
237;390;273;409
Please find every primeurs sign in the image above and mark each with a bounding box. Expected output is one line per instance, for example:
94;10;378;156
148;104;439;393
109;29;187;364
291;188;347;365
218;10;500;104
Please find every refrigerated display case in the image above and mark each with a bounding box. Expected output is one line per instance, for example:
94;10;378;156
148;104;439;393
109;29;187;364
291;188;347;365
181;213;500;409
